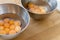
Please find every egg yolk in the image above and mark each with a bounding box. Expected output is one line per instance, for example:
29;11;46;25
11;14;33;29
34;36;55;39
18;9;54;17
4;28;10;34
0;26;4;30
4;23;10;28
15;26;21;32
0;30;6;34
4;18;10;23
9;19;14;25
10;25;15;30
0;20;4;26
14;21;21;26
9;30;16;34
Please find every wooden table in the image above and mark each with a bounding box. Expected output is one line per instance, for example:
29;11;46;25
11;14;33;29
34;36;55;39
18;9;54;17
12;10;60;40
0;0;60;40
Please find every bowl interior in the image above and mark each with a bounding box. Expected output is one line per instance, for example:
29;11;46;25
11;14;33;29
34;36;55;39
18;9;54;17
21;0;57;13
0;4;30;34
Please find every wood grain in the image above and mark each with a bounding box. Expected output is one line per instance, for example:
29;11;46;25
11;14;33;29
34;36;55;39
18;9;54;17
0;0;60;40
0;0;21;6
12;10;60;40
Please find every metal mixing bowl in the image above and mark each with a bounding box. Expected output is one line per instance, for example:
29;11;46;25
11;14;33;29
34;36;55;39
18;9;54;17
21;0;57;20
0;4;30;39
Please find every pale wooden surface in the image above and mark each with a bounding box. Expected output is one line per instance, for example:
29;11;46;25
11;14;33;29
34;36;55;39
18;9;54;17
0;0;21;6
12;10;60;40
0;0;60;40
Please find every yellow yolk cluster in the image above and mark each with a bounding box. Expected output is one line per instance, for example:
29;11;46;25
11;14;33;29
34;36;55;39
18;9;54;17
0;18;21;35
28;2;46;14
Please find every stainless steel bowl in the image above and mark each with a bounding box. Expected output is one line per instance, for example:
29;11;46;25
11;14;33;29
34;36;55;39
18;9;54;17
21;0;57;20
0;4;30;39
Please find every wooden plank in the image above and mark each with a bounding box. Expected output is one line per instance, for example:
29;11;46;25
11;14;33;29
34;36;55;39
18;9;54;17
13;10;60;40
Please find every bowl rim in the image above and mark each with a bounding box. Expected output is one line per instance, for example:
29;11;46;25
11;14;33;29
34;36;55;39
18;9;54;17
0;3;30;36
21;0;57;15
